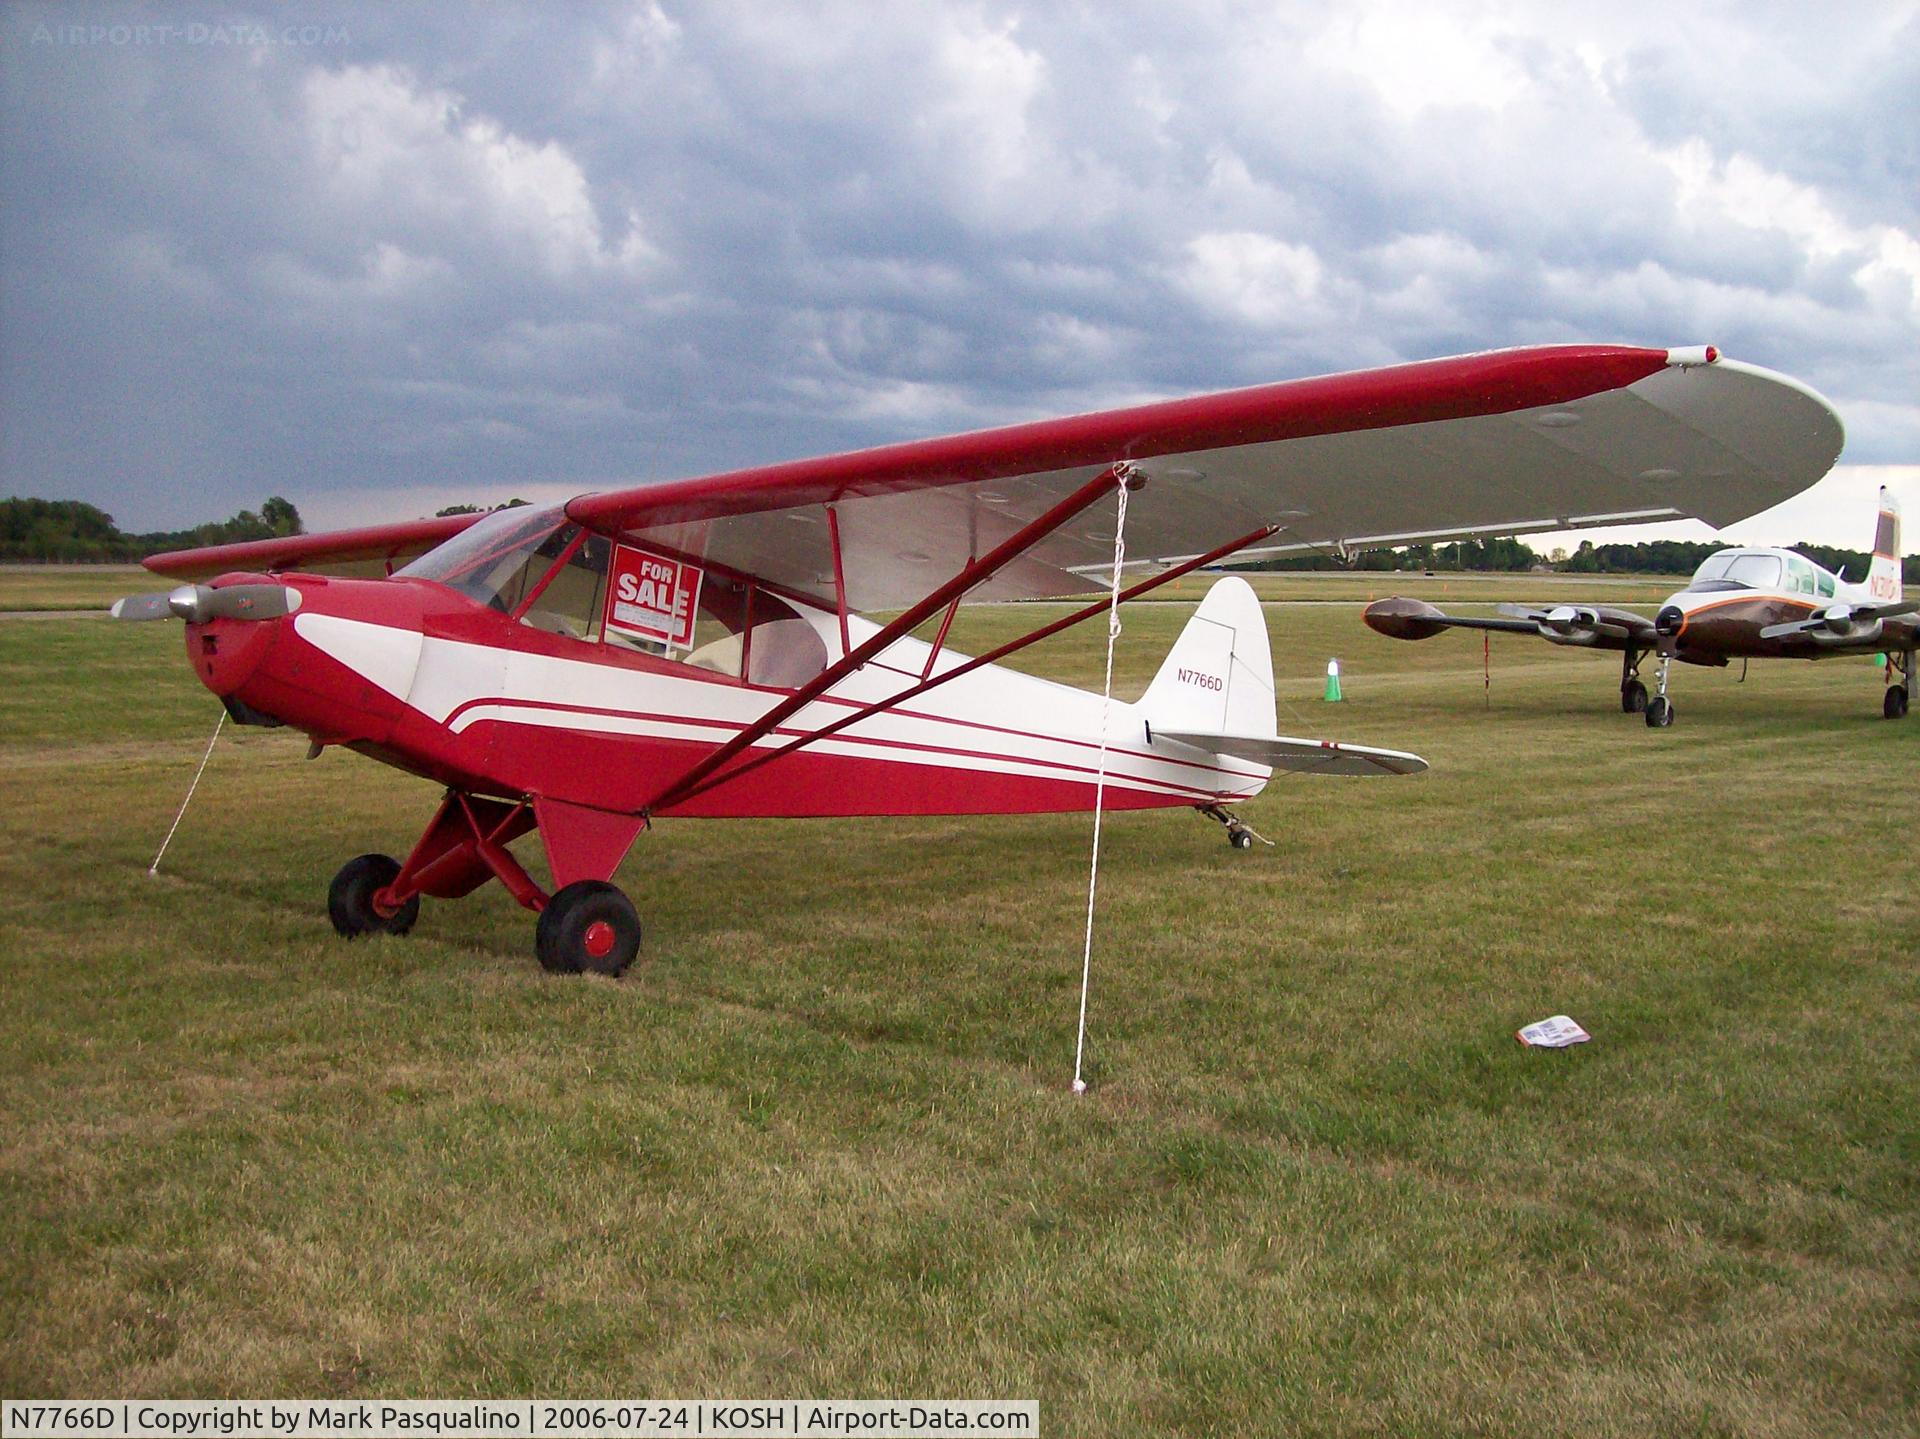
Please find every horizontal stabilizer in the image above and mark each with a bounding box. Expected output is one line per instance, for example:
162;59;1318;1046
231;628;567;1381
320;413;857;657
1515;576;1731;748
1155;729;1428;776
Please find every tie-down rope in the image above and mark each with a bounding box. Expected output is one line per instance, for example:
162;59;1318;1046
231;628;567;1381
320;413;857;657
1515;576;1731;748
150;710;225;876
1071;473;1133;1095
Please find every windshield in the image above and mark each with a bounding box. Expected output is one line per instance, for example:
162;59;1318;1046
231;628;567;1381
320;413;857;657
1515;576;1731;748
397;505;568;609
1690;552;1737;584
1725;554;1783;589
1689;550;1782;591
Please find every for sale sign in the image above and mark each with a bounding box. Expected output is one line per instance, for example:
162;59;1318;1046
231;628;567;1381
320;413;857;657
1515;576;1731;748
605;544;703;649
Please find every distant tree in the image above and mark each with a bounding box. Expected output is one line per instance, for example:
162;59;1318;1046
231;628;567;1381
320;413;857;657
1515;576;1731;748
261;496;303;537
436;498;531;517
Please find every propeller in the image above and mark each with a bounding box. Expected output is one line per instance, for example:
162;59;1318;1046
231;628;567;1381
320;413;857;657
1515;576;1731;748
110;583;302;623
1759;599;1915;641
1497;602;1631;642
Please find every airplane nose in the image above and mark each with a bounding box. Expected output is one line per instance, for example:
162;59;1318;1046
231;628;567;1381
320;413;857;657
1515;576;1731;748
1654;604;1686;637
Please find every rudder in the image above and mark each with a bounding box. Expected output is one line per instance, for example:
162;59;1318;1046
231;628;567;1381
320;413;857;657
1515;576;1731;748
1140;576;1277;740
1869;486;1901;603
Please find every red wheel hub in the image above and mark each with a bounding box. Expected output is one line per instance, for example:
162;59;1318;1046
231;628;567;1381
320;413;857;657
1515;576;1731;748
582;920;617;959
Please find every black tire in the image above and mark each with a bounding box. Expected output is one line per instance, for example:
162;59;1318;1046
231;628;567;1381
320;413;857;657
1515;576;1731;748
1644;696;1674;728
1885;684;1909;720
1229;829;1254;851
535;880;642;977
328;853;419;937
1621;679;1648;714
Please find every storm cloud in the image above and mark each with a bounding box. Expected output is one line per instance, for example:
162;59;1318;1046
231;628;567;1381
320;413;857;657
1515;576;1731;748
3;1;1915;544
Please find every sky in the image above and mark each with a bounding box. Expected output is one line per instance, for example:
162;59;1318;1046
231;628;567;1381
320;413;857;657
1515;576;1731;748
2;1;1916;553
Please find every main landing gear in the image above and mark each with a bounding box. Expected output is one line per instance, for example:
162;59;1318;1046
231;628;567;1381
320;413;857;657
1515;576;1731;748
1198;803;1272;851
329;853;420;937
1884;649;1913;720
1644;651;1676;728
535;880;643;976
1620;646;1648;714
327;790;648;976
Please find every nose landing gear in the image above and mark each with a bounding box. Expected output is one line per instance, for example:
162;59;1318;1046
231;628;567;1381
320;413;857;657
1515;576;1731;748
1645;650;1676;728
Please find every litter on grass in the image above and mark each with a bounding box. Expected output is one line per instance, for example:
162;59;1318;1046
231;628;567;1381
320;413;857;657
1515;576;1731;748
1517;1015;1590;1048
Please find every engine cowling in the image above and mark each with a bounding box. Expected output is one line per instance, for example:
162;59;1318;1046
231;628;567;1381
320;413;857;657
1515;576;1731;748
1362;596;1449;641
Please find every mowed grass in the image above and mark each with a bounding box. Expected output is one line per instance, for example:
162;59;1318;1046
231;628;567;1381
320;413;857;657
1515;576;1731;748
1;602;1915;1437
0;565;152;612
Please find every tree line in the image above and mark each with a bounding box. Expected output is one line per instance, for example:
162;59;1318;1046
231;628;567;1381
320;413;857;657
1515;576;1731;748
1244;534;1920;582
6;492;1918;582
0;496;303;562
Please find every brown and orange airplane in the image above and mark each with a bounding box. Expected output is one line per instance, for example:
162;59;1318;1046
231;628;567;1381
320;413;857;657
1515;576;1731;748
1364;489;1914;727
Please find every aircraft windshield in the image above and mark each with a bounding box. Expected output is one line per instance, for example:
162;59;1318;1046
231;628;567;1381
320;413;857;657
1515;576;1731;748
1690;552;1737;584
1688;551;1782;591
398;505;568;609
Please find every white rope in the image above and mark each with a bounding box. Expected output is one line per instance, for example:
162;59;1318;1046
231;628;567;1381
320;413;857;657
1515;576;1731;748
1072;473;1132;1094
149;710;225;876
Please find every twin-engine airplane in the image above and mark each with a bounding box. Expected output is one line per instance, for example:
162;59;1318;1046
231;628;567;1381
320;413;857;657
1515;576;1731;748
115;345;1841;975
1364;488;1910;726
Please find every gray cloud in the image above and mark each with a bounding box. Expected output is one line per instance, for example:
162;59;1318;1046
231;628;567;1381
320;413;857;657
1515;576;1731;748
2;0;1915;538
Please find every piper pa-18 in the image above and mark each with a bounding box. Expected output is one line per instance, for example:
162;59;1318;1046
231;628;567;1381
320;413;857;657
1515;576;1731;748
115;345;1842;975
1363;488;1909;727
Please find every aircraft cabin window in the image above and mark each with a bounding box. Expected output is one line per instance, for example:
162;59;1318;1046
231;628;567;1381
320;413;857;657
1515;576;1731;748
519;532;610;641
679;592;830;687
1786;555;1816;595
1817;570;1835;598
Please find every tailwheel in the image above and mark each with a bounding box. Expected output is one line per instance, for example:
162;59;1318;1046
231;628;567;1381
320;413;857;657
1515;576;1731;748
1197;802;1273;851
1621;679;1648;714
1884;684;1909;720
328;853;420;937
1644;696;1675;728
535;880;642;977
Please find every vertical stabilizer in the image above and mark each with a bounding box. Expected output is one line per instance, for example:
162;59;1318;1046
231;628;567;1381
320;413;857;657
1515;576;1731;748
1140;576;1277;739
1869;487;1902;603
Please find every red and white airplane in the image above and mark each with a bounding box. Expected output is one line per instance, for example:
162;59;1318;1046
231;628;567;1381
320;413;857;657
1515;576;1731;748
1364;488;1911;726
115;345;1841;974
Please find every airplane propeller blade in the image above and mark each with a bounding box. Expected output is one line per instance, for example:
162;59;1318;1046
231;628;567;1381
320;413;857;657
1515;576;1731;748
109;592;176;621
109;584;302;623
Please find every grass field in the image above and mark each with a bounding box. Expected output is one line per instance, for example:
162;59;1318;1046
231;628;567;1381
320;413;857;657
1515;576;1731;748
1;589;1915;1435
0;563;1684;614
0;565;152;612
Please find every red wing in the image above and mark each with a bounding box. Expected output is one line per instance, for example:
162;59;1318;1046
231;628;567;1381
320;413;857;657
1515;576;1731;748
566;345;1843;610
142;346;1843;606
143;513;483;581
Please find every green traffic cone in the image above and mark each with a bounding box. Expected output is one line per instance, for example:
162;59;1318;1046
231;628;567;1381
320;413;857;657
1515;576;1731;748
1324;658;1343;702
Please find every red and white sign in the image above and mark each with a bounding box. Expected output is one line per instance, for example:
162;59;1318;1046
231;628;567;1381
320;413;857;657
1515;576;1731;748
605;544;703;649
